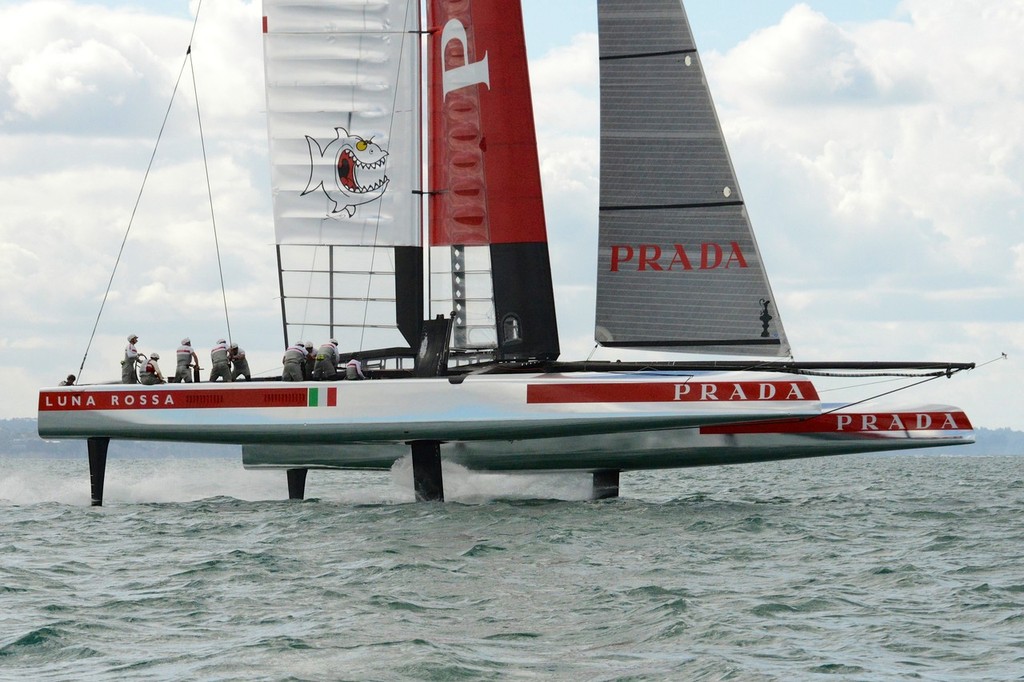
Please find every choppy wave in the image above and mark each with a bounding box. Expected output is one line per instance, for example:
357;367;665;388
2;453;1022;680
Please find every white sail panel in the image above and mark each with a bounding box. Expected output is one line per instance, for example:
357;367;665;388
263;0;420;247
263;1;422;353
277;243;415;351
595;0;790;357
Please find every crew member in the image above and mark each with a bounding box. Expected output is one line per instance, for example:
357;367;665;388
345;357;366;380
209;338;232;382
303;341;315;380
312;339;339;381
139;352;166;385
229;343;251;381
172;337;200;383
122;334;140;384
281;342;307;382
59;374;76;386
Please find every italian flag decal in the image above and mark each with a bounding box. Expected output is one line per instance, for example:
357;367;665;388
307;386;337;407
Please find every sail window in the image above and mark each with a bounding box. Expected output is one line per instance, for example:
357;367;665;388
501;314;523;345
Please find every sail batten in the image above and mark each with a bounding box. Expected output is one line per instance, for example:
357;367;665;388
600;48;697;61
595;0;790;357
601;201;746;211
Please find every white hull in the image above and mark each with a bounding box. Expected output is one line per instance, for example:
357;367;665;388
38;371;819;443
241;403;973;472
38;371;972;473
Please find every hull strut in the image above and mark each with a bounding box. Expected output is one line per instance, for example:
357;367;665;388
286;468;308;500
592;470;620;500
87;437;110;507
410;440;444;502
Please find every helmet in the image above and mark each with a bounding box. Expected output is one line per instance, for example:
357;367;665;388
150;352;160;360
128;334;138;341
329;338;338;345
230;343;238;350
217;338;226;344
305;341;313;348
181;337;190;345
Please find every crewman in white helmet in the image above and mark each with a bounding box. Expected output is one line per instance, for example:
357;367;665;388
209;338;232;382
139;352;166;385
229;342;250;381
312;339;340;380
303;341;315;379
281;342;307;382
171;337;200;383
122;334;140;384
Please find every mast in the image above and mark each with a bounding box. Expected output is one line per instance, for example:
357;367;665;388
427;0;560;363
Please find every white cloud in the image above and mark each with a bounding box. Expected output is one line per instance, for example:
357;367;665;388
704;1;1022;327
7;38;139;118
0;0;277;400
530;32;600;300
1011;243;1024;283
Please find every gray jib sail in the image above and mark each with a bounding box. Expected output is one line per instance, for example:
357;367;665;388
594;0;791;357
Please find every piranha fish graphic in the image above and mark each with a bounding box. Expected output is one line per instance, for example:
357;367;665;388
302;127;389;218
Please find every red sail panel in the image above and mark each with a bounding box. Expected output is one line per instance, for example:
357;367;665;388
427;0;548;246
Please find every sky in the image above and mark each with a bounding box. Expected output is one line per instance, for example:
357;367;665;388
0;0;1020;431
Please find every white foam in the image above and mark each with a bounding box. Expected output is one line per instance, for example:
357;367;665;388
389;454;594;503
2;455;598;506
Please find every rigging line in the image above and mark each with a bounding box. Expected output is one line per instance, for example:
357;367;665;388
976;352;1009;369
791;366;968;399
76;2;207;382
792;368;959;379
298;241;321;343
821;373;947;416
292;221;329;345
816;374;930;394
188;52;231;346
682;372;956;432
359;2;414;351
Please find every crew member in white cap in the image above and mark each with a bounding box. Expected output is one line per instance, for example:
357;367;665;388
312;339;340;380
229;342;250;381
172;337;200;383
209;338;232;382
122;334;140;384
139;352;166;385
303;341;315;380
281;342;307;382
345;356;366;380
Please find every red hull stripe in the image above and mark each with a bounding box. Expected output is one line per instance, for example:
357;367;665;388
700;411;973;434
39;388;309;412
527;380;818;404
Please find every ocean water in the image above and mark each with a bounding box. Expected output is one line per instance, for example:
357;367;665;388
1;453;1022;681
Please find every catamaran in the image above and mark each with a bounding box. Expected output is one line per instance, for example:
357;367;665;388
37;0;974;504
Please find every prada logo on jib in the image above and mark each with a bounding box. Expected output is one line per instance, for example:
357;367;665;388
609;242;750;272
